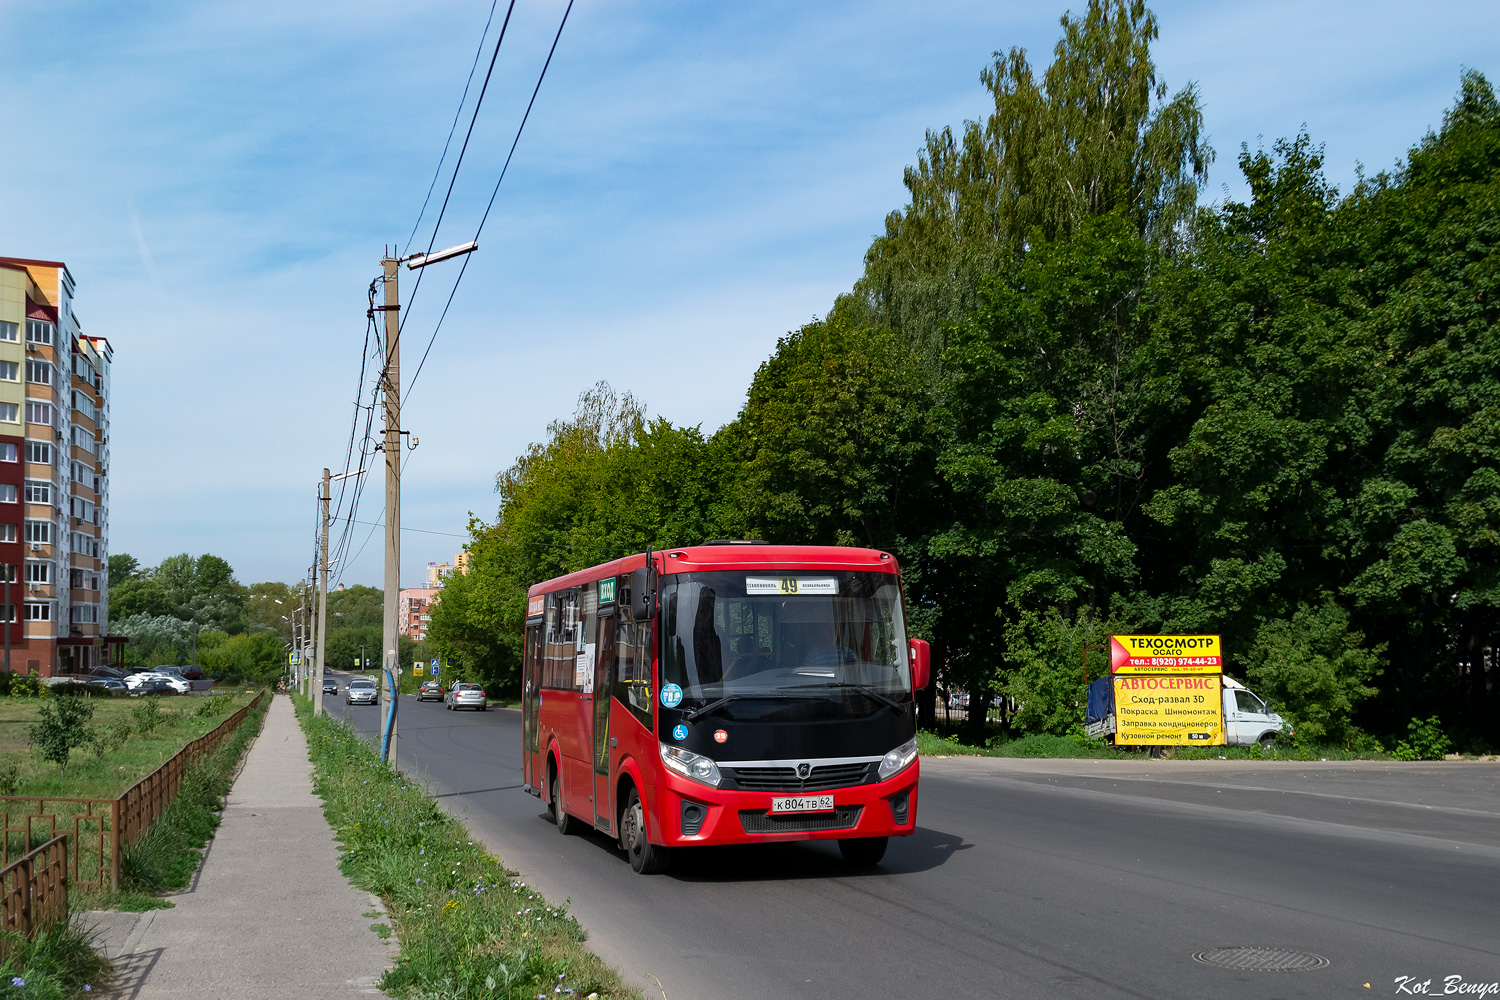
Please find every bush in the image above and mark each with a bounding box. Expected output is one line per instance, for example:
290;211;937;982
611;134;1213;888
1392;716;1451;761
28;695;95;774
130;698;164;735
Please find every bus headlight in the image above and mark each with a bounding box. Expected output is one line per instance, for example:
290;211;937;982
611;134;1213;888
878;738;919;782
659;743;721;788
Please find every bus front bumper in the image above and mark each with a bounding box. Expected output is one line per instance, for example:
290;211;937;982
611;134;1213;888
654;761;919;847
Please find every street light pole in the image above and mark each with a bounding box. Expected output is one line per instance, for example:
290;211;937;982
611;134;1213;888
316;469;330;718
375;240;476;764
379;252;402;763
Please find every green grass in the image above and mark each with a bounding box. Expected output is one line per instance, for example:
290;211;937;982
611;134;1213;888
0;920;114;999
292;694;640;1000
0;688;257;800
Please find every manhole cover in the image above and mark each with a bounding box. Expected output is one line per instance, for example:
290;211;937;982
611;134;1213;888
1192;947;1330;972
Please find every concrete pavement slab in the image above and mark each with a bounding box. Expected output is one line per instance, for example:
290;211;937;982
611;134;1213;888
104;693;396;999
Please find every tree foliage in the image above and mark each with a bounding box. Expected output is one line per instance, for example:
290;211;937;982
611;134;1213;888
428;10;1500;748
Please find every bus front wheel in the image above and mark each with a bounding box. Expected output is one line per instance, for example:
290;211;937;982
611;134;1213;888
550;766;580;836
838;837;888;867
621;788;671;875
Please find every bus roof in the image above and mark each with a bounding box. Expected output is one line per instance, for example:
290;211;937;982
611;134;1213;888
525;544;899;598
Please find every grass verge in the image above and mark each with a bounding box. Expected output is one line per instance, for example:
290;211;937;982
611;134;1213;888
0;920;114;998
292;695;641;1000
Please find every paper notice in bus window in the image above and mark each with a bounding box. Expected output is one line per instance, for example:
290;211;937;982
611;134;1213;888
576;648;592;692
746;576;839;595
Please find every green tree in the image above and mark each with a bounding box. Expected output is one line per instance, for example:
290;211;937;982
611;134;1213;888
29;695;94;775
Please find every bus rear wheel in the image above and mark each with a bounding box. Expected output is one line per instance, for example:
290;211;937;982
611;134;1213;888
838;837;888;867
621;788;671;874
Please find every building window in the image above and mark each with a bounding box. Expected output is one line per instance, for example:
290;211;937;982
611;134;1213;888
0;363;16;383
0;322;16;342
71;428;95;454
0;566;13;584
0;485;14;503
25;321;53;346
71;604;97;624
0;605;13;623
25;561;50;584
24;521;52;545
25;361;51;385
24;481;50;505
25;401;52;425
0;444;14;463
25;442;51;465
0;525;14;544
0;404;16;424
24;602;50;621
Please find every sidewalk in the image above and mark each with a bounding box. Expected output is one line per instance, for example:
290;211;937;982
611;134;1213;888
90;693;396;999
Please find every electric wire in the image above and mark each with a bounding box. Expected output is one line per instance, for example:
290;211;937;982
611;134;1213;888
406;0;576;401
396;0;519;348
402;0;503;257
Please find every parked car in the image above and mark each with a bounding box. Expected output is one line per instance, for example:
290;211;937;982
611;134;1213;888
87;677;128;694
444;682;487;711
417;681;444;702
134;678;176;696
180;665;204;681
346;678;377;705
125;671;190;694
322;677;339;695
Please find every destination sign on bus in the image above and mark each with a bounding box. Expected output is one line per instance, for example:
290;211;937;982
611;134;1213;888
1110;634;1222;675
745;576;839;595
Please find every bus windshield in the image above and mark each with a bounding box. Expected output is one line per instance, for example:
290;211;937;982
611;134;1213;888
659;570;910;718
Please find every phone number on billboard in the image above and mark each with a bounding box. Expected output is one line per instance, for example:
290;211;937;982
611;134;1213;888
1142;657;1221;665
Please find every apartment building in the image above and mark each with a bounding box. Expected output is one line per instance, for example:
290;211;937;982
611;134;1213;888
398;587;436;641
0;257;113;675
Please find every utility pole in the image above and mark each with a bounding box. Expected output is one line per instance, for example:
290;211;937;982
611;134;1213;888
316;469;330;717
3;563;10;675
380;251;401;764
373;239;475;764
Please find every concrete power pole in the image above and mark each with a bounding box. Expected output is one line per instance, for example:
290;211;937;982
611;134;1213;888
380;252;401;764
315;468;330;717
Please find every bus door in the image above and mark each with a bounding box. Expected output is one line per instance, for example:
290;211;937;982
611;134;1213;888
522;624;541;791
592;618;615;831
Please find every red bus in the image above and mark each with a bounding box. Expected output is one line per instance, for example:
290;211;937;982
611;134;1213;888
521;541;931;874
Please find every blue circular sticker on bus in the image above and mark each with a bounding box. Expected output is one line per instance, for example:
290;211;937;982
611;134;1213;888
660;683;683;709
672;724;688;741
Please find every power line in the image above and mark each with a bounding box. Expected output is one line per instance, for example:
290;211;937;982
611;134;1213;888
403;0;504;257
397;0;519;350
407;0;576;401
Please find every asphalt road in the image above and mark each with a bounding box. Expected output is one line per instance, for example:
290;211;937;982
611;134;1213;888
323;672;1500;1000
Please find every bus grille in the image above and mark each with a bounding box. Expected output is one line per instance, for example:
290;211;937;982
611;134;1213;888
724;763;874;792
738;805;863;834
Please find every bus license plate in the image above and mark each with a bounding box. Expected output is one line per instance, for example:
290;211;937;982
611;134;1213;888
770;795;834;814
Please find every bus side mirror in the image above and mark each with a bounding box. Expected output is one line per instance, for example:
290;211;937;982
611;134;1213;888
909;639;930;691
628;567;654;622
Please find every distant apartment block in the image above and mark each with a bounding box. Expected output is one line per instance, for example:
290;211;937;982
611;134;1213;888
0;257;114;675
399;587;436;641
424;551;470;589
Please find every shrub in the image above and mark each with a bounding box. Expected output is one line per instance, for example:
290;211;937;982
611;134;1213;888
130;698;164;735
0;758;19;796
28;695;95;774
1392;716;1451;761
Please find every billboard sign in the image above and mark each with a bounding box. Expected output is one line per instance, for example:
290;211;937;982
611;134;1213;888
1110;635;1222;675
1112;675;1225;745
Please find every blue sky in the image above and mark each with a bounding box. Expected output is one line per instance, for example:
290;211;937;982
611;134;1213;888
0;1;1495;589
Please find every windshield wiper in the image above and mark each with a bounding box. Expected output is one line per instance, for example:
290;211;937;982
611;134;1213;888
816;683;905;713
681;690;823;722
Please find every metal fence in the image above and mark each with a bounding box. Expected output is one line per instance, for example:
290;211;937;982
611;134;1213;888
0;689;265;894
0;834;68;953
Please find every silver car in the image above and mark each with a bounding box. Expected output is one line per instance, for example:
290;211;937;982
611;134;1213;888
346;679;378;705
444;682;487;711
